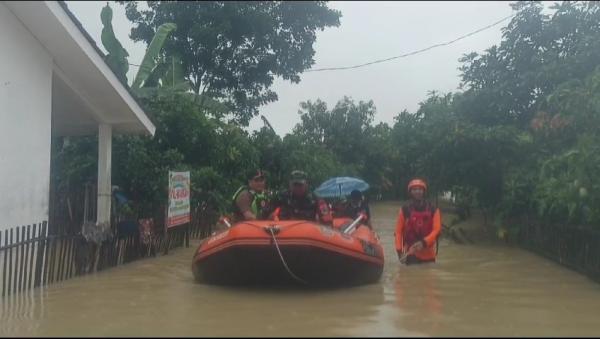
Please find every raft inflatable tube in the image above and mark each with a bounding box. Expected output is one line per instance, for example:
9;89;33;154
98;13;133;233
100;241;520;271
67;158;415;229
192;217;384;286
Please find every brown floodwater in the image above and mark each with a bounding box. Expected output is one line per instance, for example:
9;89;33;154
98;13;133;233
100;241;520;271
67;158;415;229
1;201;599;337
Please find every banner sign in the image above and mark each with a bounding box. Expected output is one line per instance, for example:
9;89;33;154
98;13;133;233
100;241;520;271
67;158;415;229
167;171;190;228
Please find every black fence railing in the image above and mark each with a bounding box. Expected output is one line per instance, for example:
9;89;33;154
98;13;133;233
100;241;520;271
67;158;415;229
1;207;217;298
518;223;600;283
1;222;47;297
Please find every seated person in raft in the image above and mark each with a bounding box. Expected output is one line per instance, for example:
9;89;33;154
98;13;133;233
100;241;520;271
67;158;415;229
340;189;372;229
231;169;270;222
270;170;332;224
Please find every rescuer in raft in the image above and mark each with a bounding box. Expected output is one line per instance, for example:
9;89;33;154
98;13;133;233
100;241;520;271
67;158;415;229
394;178;442;264
231;169;270;221
270;170;333;224
341;189;372;229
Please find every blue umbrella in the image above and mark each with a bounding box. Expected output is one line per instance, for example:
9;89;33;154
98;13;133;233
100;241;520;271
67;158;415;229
314;177;370;198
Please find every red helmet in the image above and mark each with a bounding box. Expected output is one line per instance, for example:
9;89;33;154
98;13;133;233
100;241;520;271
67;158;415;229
407;178;427;192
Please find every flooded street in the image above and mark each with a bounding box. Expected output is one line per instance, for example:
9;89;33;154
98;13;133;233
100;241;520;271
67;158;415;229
1;202;600;337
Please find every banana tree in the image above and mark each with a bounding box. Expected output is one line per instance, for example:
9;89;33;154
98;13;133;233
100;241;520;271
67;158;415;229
130;22;178;92
100;3;230;116
101;3;183;94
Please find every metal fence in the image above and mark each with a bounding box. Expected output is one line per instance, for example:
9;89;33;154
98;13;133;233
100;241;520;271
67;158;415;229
518;223;600;283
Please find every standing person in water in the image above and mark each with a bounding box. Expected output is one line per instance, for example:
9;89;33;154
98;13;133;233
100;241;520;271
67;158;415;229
394;178;442;264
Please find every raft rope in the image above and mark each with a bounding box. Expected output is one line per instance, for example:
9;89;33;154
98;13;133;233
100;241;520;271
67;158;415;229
243;221;306;230
267;227;309;285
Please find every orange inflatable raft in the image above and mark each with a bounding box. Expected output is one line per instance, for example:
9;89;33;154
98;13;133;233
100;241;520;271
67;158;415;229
192;215;384;286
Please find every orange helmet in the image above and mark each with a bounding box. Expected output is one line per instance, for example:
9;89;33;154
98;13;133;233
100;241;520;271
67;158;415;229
407;178;427;192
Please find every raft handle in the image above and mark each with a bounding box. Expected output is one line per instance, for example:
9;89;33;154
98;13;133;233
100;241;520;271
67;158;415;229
342;213;366;234
219;217;232;228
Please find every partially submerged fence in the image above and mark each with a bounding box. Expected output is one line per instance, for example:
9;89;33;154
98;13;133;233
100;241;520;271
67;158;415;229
1;207;216;298
1;223;47;297
518;223;600;283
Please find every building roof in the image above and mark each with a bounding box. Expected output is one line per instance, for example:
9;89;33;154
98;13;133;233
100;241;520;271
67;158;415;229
57;2;130;88
4;1;156;136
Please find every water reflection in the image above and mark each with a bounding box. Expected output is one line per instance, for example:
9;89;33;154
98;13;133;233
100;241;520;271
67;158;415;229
0;288;45;336
0;246;388;337
394;266;443;328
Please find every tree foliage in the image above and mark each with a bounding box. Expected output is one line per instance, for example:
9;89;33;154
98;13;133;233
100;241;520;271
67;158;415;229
121;1;341;125
53;1;600;232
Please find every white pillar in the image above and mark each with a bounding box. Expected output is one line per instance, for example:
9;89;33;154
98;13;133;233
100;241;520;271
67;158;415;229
97;123;112;225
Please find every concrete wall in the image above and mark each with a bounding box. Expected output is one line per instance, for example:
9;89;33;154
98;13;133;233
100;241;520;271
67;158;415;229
0;3;53;231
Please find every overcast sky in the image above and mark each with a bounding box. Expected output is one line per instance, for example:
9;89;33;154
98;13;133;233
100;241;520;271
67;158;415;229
66;1;517;135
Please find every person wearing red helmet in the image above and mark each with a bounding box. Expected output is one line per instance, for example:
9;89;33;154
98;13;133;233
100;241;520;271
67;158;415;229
394;178;442;264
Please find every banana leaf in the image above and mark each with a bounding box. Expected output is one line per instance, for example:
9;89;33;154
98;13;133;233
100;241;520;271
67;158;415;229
131;23;177;90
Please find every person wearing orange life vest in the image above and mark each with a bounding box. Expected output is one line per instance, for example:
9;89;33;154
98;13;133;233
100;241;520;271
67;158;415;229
394;178;442;264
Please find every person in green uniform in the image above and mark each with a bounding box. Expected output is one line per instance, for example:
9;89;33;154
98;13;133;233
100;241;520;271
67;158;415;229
231;169;269;221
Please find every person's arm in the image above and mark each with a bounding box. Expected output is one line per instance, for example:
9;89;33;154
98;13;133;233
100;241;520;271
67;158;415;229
236;191;256;220
424;208;442;247
268;192;283;220
317;199;333;224
363;204;372;228
394;208;405;253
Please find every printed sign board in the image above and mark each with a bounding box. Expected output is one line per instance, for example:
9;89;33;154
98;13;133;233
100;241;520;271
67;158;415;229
167;171;190;228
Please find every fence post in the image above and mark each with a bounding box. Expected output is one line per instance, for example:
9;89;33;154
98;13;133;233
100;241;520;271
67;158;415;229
8;228;14;295
19;226;26;292
21;226;30;292
2;230;6;297
35;222;47;288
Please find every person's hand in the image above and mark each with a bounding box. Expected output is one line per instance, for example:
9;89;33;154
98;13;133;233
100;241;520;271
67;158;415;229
270;207;281;221
399;252;408;264
268;212;278;221
409;240;425;254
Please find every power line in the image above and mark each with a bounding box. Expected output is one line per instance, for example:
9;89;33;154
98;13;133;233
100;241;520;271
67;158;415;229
126;13;515;73
305;13;516;73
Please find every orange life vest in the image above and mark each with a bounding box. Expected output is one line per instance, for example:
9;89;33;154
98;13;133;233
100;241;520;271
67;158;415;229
404;205;434;248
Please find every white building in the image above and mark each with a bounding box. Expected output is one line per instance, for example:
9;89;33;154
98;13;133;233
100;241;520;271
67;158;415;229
0;1;155;232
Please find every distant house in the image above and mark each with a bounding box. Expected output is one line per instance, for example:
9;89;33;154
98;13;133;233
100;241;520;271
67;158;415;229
0;1;155;232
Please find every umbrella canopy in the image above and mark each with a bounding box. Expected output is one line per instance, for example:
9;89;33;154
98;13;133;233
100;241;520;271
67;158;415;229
314;177;370;198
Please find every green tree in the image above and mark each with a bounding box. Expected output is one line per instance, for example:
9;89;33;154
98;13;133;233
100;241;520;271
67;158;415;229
294;97;376;167
101;3;188;93
446;0;600;229
121;1;341;125
251;125;286;188
458;1;600;128
111;92;259;217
